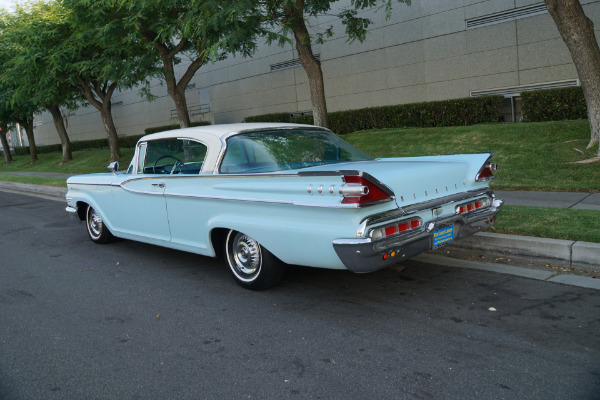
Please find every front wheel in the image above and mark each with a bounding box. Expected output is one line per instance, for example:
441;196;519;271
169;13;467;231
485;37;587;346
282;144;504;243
225;230;284;290
86;205;114;244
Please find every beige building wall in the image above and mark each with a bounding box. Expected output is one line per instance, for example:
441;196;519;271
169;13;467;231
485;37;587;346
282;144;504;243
32;0;600;145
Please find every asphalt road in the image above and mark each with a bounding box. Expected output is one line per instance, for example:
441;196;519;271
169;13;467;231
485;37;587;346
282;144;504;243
1;191;599;400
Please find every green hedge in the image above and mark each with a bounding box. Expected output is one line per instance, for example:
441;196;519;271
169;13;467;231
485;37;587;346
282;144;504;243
244;113;291;123
144;120;211;135
14;135;145;156
245;95;503;134
521;86;587;122
13;121;212;156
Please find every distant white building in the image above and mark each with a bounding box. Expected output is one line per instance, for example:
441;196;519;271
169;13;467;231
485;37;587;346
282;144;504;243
32;0;598;145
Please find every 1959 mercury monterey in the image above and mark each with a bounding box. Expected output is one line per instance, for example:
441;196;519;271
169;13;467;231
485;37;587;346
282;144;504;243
66;123;503;289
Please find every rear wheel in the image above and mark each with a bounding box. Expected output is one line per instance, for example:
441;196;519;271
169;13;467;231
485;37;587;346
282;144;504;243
86;205;114;244
225;230;284;290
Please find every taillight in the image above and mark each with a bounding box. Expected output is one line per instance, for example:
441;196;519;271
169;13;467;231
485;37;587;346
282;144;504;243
371;217;423;240
341;174;393;206
455;198;491;214
476;163;498;182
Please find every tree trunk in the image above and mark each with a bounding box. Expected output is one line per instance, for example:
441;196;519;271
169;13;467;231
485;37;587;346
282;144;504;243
19;116;37;163
47;104;73;164
100;104;121;161
545;0;600;157
137;24;205;129
78;78;121;161
289;0;329;128
171;82;191;128
0;123;13;164
158;48;204;129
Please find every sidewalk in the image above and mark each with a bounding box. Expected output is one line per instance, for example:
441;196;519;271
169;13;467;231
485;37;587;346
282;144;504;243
495;190;600;211
0;174;598;288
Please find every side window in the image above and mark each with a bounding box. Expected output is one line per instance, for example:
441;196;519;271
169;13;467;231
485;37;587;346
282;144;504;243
142;138;206;175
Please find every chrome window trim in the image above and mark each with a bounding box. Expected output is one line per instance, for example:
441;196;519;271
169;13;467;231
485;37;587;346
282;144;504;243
134;142;147;174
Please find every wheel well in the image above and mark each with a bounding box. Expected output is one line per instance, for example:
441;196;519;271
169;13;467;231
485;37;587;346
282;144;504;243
210;228;230;260
76;201;88;221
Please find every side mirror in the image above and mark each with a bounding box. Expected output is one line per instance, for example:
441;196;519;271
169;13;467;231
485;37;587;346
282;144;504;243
108;161;119;175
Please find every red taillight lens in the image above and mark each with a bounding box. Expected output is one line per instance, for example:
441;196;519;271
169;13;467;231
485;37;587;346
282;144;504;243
456;198;491;214
341;175;393;206
385;225;398;236
371;217;423;240
476;163;497;182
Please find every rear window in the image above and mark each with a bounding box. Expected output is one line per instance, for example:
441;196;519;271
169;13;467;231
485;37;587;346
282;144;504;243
219;129;372;174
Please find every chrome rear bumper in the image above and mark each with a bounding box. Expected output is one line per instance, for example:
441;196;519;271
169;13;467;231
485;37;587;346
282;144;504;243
333;199;503;273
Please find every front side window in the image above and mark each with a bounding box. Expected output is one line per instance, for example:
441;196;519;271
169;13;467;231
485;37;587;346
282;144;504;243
220;129;372;174
141;138;207;174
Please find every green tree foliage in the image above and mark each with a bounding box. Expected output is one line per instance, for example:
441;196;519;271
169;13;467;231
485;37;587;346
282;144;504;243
58;0;160;161
70;0;263;128
0;7;40;163
1;1;80;164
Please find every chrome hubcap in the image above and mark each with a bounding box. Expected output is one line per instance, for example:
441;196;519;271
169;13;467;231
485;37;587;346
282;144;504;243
231;233;261;276
88;208;103;237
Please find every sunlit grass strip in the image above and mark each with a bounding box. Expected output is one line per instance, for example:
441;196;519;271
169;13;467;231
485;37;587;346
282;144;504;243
0;174;67;187
490;205;600;243
0;147;135;175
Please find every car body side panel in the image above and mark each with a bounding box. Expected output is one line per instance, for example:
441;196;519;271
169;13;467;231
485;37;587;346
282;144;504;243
161;174;396;268
115;177;171;241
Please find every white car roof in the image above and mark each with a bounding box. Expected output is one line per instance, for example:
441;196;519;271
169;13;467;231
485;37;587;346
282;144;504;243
137;122;325;174
140;122;322;144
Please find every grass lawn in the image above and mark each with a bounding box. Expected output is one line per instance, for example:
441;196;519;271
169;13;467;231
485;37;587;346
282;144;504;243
491;205;600;243
0;174;68;187
343;119;600;192
0;147;135;175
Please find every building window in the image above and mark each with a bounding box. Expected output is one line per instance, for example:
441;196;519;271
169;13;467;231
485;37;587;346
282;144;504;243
466;3;547;29
198;87;210;113
270;55;321;72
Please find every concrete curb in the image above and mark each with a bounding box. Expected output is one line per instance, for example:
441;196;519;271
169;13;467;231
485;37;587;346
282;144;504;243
447;232;600;270
414;254;600;290
0;181;66;202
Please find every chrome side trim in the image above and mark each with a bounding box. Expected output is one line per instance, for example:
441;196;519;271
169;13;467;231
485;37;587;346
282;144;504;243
66;182;117;187
401;189;493;215
120;174;299;185
117;185;377;208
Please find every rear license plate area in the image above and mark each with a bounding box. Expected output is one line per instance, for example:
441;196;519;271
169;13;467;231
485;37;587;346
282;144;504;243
432;225;453;249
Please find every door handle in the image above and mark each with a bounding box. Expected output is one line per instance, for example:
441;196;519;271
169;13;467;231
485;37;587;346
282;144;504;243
152;182;165;188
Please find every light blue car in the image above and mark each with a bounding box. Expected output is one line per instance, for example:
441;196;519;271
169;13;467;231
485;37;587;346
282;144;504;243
66;123;503;290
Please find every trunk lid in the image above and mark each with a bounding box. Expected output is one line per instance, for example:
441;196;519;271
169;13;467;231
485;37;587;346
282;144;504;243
299;153;493;207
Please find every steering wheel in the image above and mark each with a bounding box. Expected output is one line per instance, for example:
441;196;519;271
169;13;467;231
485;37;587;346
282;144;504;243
152;155;187;174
